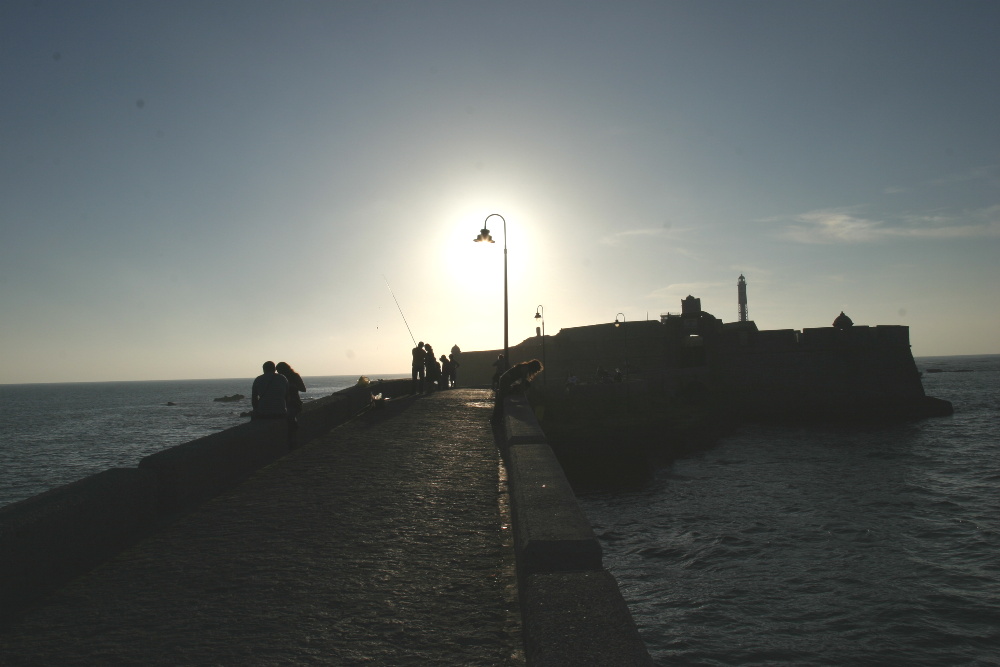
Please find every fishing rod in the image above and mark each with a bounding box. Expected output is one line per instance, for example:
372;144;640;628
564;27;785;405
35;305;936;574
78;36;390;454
383;274;417;347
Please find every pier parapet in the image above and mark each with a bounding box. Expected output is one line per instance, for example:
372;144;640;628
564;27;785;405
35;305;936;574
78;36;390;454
499;393;653;665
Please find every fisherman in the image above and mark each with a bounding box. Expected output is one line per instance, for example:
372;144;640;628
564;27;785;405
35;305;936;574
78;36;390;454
411;342;426;393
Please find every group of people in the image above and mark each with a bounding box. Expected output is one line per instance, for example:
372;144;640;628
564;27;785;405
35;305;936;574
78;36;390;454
250;360;307;447
411;342;461;394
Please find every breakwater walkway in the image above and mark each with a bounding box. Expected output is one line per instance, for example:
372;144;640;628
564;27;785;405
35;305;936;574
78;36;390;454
1;389;521;665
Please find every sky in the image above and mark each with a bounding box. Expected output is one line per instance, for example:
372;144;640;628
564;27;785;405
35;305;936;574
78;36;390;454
2;1;998;384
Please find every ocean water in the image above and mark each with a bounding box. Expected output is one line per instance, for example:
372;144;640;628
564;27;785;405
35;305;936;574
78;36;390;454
578;355;1000;666
0;374;407;509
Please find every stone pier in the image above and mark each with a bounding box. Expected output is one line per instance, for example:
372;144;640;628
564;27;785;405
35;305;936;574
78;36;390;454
1;387;650;665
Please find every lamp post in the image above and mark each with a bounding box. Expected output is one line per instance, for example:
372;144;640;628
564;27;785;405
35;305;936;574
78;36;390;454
473;213;508;364
535;305;546;390
614;312;627;381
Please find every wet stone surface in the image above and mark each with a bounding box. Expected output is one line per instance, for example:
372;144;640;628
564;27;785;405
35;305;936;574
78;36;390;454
1;389;522;665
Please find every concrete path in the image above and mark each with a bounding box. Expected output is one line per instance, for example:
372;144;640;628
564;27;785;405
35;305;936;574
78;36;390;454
0;389;522;666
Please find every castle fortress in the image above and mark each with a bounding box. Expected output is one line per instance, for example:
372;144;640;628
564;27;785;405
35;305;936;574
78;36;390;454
457;277;951;421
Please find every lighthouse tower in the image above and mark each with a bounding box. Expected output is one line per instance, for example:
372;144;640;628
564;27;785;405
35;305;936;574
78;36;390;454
737;274;748;322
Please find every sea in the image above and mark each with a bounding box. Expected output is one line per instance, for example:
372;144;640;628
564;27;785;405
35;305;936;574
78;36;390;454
1;358;997;665
579;354;1000;666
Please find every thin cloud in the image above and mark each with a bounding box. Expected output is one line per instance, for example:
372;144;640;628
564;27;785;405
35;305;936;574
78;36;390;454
782;209;884;244
599;227;665;246
599;223;695;247
780;206;1000;244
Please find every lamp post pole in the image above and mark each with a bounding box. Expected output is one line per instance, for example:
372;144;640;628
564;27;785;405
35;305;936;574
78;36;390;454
535;305;546;391
473;213;509;363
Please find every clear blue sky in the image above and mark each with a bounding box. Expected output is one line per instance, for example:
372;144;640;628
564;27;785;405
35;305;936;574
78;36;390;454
2;1;998;383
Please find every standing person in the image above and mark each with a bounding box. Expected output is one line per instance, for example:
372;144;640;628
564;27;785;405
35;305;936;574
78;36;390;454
251;361;289;420
491;354;509;391
276;361;306;448
425;344;441;392
439;355;452;389
447;353;460;388
411;342;426;394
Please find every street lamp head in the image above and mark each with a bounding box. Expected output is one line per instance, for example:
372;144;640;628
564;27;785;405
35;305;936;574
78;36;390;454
615;312;625;327
474;228;495;243
535;304;543;320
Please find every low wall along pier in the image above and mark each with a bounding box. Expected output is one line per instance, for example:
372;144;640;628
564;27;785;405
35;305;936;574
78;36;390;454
499;394;652;664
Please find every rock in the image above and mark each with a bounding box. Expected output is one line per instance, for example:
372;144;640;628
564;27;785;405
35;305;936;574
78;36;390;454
213;394;245;402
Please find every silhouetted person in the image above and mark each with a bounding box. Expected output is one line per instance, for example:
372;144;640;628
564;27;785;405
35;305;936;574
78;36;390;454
252;361;289;420
439;355;453;388
425;344;441;392
596;365;612;383
497;359;544;400
448;353;460;388
411;342;426;393
491;354;509;390
277;361;306;447
493;359;543;421
833;311;854;330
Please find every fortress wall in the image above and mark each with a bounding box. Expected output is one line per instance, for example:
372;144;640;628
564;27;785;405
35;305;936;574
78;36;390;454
714;326;925;418
500;394;653;665
459;321;928;420
456;320;668;390
0;381;391;626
